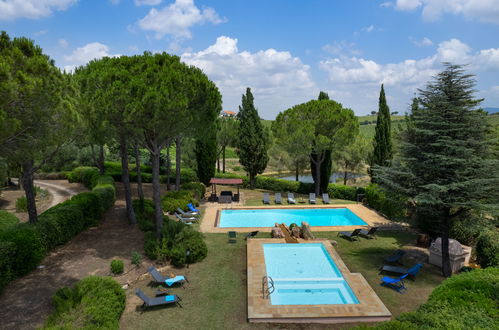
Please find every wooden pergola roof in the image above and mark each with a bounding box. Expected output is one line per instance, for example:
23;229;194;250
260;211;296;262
209;178;243;185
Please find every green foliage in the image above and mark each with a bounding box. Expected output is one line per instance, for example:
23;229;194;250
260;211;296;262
143;231;159;259
92;183;116;211
364;184;406;219
450;212;495;246
195;123;218;185
327;184;359;201
180;182;206;200
237;88;269;188
110;259;124;274
369;84;393;174
133;199;156;232
366;268;499;330
67;166;100;188
0;240;16;292
15;196;27;212
44;276;125;329
161;190;198;214
0;210;19;231
70;192;102;223
476;230;499;268
131;251;142;266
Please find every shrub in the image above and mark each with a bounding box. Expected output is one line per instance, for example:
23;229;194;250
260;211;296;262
92;184;116;211
133;199;155;232
0;224;46;278
0;240;16;292
67;166;100;188
0;210;19;231
110;259;124;274
476;229;499;268
364;183;406;219
70;192;102;223
327;184;358;201
162;197;191;214
131;251;142;266
180;182;206;200
143;231;159;260
170;227;207;266
44;276;125;329
364;268;499;330
15;196;27;212
450;212;494;246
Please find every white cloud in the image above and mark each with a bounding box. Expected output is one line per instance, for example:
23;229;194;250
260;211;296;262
362;25;375;32
58;38;68;48
0;0;77;21
63;42;119;71
380;2;393;8
394;0;499;24
135;0;162;5
34;29;49;36
137;0;226;39
410;36;433;47
322;41;360;56
181;36;316;118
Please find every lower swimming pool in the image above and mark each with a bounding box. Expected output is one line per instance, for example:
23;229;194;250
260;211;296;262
218;208;367;228
263;243;359;305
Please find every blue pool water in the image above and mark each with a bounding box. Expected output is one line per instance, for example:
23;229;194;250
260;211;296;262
263;243;359;305
218;208;367;228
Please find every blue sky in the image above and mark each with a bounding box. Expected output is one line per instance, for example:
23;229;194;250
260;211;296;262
2;0;499;119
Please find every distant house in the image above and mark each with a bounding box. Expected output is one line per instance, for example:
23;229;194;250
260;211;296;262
221;110;237;118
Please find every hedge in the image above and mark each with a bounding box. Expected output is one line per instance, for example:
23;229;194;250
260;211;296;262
0;210;19;231
180;182;206;200
476;229;499;268
67;166;100;189
356;268;499;330
44;276;125;329
0;174;116;293
364;184;406;219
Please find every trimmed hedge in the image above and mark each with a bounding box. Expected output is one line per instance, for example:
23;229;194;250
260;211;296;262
180;182;206;200
476;229;499;268
357;268;499;330
44;276;125;329
364;184;406;219
0;175;116;293
0;210;19;231
67;166;100;189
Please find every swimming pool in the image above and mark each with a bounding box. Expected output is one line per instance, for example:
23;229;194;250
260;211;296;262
218;208;367;228
263;243;359;305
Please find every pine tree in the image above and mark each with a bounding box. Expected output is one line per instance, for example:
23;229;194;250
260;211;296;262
373;64;499;277
237;88;269;188
370;84;393;181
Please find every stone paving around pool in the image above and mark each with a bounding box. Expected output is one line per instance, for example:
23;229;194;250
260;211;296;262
199;201;392;233
246;239;392;324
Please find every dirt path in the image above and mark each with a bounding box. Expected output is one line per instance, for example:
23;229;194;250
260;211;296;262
0;182;157;330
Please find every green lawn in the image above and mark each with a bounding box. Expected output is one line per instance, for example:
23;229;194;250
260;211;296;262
121;231;444;329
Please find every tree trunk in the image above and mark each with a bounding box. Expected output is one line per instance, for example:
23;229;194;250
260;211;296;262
249;173;256;189
217;153;220;173
166;140;171;191
295;163;299;182
151;146;163;238
343;171;348;185
441;213;452;277
22;160;38;223
134;143;144;200
175;136;181;191
120;137;136;224
315;160;321;196
98;144;105;175
222;146;226;173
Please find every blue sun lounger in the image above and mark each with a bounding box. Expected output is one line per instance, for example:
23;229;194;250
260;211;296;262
381;273;408;293
187;203;199;213
135;288;182;308
148;266;188;287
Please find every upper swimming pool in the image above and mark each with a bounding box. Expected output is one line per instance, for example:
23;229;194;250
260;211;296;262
218;208;367;228
263;243;359;305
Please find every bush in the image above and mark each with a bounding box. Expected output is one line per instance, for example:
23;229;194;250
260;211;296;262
92;183;116;211
0;240;16;292
161;190;198;214
364;183;406;219
143;231;159;260
476;229;499;268
0;224;46;278
67;166;100;189
0;210;19;231
70;192;102;223
110;259;124;274
180;182;206;200
15;196;27;212
364;268;499;330
133;199;156;232
44;276;125;329
131;252;142;266
450;212;494;246
327;184;358;200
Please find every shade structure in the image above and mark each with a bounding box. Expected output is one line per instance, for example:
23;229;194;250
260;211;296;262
209;178;243;202
209;178;243;185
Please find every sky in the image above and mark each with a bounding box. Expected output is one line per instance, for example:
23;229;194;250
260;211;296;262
1;0;499;119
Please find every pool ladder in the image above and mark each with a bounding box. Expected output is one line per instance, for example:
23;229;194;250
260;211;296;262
262;275;275;299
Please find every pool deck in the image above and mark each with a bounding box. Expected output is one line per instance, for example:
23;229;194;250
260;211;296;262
247;239;392;324
199;203;391;233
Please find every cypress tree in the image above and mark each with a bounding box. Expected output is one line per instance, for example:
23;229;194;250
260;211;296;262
370;84;393;181
373;64;499;277
311;91;332;193
237;88;269;188
195;124;218;185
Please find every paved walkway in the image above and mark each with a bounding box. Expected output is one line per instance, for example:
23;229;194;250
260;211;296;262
0;183;146;330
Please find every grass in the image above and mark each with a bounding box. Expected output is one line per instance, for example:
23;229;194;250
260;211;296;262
121;231;444;329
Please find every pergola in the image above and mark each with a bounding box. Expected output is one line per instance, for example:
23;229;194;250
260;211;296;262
209;178;243;202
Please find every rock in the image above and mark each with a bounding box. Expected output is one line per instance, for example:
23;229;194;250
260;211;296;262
271;225;284;238
301;222;315;240
330;240;338;246
291;226;301;238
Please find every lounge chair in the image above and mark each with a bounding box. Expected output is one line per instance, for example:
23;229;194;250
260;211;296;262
337;228;362;241
228;231;237;243
384;250;406;264
380;263;423;279
174;212;196;223
135;288;182;308
380;274;408;293
322;193;330;204
187;203;199;213
288;193;296;204
245;231;259;240
263;193;270;204
309;193;316;204
359;227;378;239
275;193;282;204
177;207;198;217
147;266;188;287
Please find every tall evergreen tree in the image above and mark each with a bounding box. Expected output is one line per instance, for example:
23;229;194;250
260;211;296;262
311;91;332;193
196;123;218;185
370;84;393;181
373;64;499;277
237;88;269;188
